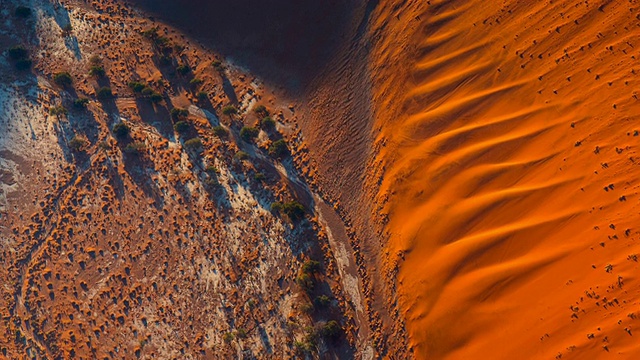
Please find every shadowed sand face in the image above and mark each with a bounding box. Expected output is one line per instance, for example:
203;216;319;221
129;0;360;90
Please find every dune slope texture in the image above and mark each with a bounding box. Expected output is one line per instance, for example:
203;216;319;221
368;0;640;358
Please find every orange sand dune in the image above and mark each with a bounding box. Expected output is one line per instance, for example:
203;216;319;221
368;0;640;358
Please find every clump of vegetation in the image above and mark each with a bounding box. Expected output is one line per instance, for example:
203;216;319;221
212;60;224;72
254;104;268;117
128;81;146;93
234;151;249;161
253;172;265;181
197;91;208;101
295;272;314;291
8;45;32;70
53;72;73;87
222;332;234;343
68;136;86;152
15;6;32;18
96;87;113;100
176;64;190;76
123;142;146;154
272;200;305;221
184;138;203;151
302;260;321;274
269;139;289;158
222;105;237;116
260;116;276;131
170;108;189;121
88;65;106;78
173;121;189;134
141;27;171;52
314;295;331;308
49;105;68;117
113;123;130;139
212;126;228;138
203;176;219;189
240;126;259;142
189;78;203;87
73;98;89;109
205;165;218;174
319;320;341;340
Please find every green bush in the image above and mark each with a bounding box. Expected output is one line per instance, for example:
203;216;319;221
184;138;202;151
128;81;146;93
212;126;228;138
283;201;305;221
234;151;249;161
253;105;268;116
96;87;113;100
49;105;68;116
212;60;223;71
69;136;86;152
302;260;321;274
197;91;208;100
189;78;203;87
15;6;32;18
88;66;105;77
176;64;190;75
113;123;130;139
123;142;146;154
269;139;288;158
296;272;314;291
170;108;189;121
240;126;259;142
73;98;89;109
320;320;341;340
53;72;73;87
149;92;163;103
314;295;330;308
222;105;237;116
173;121;189;134
205;165;218;174
260;116;276;130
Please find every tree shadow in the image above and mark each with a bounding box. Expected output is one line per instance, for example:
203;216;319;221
135;98;175;141
121;149;165;210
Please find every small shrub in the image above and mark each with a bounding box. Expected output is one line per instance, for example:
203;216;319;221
189;78;203;87
204;177;219;189
222;332;234;343
73;98;89;109
113;123;130;139
296;272;314;291
235;328;247;339
8;46;28;60
89;55;102;65
212;60;223;71
253;105;268;116
253;172;265;181
15;6;32;18
240;126;259;142
49;105;68;116
197;91;208;100
123;142;146;154
128;81;146;93
300;302;314;313
270;202;283;213
96;87;113;100
302;260;321;274
149;92;163;103
205;165;218;174
212;126;228;138
234;151;249;161
53;72;73;87
170;108;189;121
222;105;237;116
88;65;105;77
68;136;86;152
260;116;276;130
320;320;341;340
184;138;202;151
314;295;331;308
269;139;288;158
173;121;189;134
176;64;190;75
283;201;305;221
